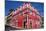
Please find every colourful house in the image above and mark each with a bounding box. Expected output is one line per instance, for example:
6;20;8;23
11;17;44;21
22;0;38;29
7;3;42;29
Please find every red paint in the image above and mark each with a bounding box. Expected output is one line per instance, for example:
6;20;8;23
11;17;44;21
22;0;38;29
17;15;24;27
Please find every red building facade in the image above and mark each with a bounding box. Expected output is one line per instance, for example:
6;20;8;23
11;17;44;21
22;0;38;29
8;3;42;29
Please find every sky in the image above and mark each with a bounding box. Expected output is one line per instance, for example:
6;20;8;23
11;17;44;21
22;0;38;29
5;1;44;16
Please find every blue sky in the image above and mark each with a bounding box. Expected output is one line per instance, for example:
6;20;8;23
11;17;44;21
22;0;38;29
5;1;44;16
